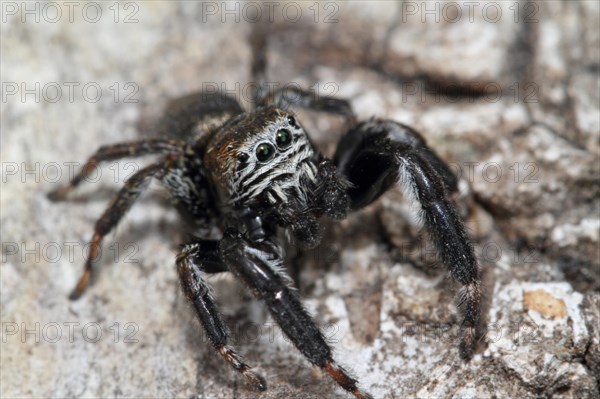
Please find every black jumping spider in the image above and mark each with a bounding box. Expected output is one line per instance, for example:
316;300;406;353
48;41;481;399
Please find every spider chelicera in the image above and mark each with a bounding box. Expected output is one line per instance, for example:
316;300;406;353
48;42;481;399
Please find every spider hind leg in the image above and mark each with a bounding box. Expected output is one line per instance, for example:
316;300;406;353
47;139;182;201
69;161;169;299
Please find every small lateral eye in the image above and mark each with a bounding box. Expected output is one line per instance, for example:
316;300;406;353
255;142;275;162
276;129;292;149
238;153;249;163
287;115;298;128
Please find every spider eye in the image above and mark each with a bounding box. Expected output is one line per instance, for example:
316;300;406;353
287;115;298;128
238;152;249;163
276;129;292;149
255;142;275;162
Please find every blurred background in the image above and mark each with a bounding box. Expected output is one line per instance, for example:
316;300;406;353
2;1;599;398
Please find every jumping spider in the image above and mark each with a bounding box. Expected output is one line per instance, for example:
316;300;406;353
48;70;481;399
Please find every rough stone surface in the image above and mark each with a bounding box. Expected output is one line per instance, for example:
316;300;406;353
2;2;599;399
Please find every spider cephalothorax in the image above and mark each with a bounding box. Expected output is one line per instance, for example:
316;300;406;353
48;38;481;399
198;105;350;248
206;106;317;208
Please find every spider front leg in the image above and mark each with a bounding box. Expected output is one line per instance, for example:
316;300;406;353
69;161;169;299
48;138;182;201
219;230;373;399
176;241;267;391
333;120;481;360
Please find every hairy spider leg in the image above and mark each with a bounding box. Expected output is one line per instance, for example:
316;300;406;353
259;86;355;118
333;120;481;360
176;242;266;390
178;239;228;273
47;138;182;201
249;22;268;104
248;24;355;119
219;230;373;399
69;161;170;300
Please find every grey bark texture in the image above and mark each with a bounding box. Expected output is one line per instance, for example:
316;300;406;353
2;1;599;398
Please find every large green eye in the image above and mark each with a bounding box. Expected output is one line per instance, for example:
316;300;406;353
276;129;292;149
255;142;275;162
